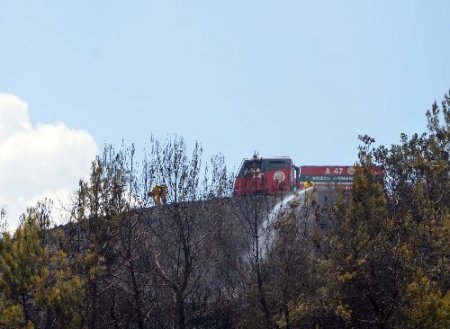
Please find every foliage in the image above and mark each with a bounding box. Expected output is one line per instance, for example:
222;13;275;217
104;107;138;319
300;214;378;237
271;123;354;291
1;94;450;329
324;91;450;328
0;214;85;328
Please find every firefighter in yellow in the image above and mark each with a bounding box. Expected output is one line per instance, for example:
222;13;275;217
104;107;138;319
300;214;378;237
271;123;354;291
148;184;168;205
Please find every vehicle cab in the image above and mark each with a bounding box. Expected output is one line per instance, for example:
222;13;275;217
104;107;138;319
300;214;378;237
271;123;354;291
234;155;296;196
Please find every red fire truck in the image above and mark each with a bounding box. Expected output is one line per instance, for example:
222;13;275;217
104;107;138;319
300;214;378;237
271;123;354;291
233;155;363;196
233;156;296;196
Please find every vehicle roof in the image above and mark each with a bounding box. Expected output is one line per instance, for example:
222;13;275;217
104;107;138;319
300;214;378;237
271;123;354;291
242;156;292;161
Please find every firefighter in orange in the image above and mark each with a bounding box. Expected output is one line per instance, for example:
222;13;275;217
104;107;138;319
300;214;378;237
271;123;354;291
148;184;168;205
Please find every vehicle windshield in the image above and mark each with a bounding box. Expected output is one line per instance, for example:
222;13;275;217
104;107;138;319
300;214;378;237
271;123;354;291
238;159;262;177
264;159;289;171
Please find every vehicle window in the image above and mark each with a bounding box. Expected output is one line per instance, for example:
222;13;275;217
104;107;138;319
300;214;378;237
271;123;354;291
239;160;262;176
266;159;289;171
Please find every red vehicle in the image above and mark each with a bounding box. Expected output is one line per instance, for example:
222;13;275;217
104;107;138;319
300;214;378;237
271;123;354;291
234;155;371;196
233;155;296;196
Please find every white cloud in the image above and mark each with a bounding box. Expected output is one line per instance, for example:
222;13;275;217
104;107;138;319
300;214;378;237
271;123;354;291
0;93;98;230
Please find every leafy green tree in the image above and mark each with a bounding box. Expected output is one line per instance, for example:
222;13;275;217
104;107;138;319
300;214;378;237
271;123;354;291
0;205;85;329
0;229;34;329
324;91;450;328
70;145;131;329
0;219;43;327
402;271;450;329
329;162;408;328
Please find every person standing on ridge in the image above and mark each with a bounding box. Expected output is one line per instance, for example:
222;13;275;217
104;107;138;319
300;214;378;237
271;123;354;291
148;184;168;205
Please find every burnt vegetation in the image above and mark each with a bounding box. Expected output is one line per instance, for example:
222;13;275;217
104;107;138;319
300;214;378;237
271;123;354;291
1;92;450;328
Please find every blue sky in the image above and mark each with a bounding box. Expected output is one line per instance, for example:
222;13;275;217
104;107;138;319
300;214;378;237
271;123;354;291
1;1;450;224
2;1;450;165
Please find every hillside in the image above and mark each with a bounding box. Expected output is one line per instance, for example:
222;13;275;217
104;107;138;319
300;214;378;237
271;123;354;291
63;188;338;329
1;97;450;329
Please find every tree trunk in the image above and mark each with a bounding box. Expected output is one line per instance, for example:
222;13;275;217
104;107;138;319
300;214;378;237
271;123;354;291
89;282;97;329
175;292;186;329
130;261;145;329
255;244;274;329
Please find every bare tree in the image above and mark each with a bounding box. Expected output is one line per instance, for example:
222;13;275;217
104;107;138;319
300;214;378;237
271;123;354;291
231;192;278;329
0;207;7;234
141;135;233;329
